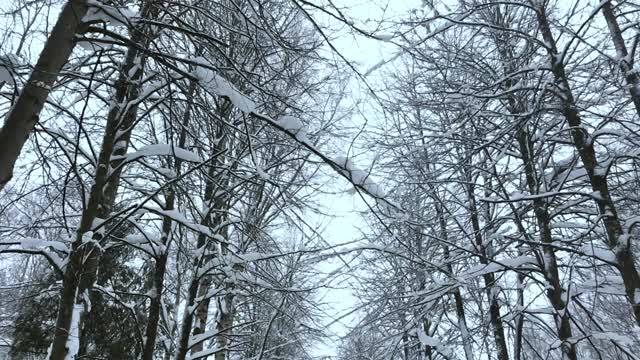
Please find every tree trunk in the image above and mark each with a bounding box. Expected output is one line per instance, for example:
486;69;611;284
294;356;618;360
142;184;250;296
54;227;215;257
175;276;201;360
192;223;232;359
176;225;230;360
48;3;159;356
516;129;577;360
438;205;474;360
0;0;89;191
213;291;234;360
142;254;168;360
175;147;228;359
402;331;410;360
175;107;230;359
514;250;525;360
175;169;217;360
536;4;640;325
465;174;510;360
142;81;197;360
191;277;213;356
601;1;640;118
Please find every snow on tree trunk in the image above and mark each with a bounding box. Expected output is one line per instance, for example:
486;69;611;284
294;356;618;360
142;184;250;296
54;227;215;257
48;1;159;356
517;129;577;360
536;4;640;326
465;168;510;360
600;1;640;118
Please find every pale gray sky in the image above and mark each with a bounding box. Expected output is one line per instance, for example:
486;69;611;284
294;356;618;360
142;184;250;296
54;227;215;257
307;1;418;357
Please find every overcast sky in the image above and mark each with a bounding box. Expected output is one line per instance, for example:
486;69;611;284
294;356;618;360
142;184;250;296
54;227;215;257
308;1;417;357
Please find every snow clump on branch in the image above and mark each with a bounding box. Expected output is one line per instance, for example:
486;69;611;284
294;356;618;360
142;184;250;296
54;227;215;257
333;156;386;198
192;57;257;113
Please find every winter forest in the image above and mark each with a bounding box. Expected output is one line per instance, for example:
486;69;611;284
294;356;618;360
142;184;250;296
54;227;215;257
2;0;640;359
